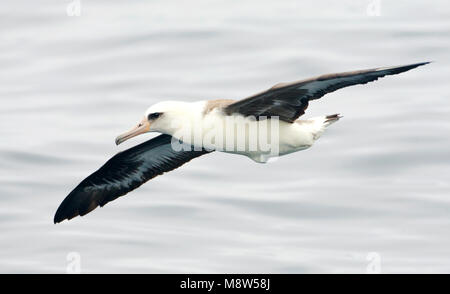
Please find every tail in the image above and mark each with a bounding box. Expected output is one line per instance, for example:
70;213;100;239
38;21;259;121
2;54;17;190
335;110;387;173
324;113;342;126
310;114;342;140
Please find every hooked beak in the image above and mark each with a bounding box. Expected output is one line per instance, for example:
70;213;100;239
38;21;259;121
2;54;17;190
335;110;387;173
115;118;150;145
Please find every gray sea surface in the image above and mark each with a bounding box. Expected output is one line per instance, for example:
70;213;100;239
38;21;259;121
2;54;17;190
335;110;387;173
1;0;449;273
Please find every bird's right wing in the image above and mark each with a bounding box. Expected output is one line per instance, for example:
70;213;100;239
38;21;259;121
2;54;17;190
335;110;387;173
54;134;210;223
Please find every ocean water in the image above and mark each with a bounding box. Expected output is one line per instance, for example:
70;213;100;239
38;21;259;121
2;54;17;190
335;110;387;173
1;0;449;273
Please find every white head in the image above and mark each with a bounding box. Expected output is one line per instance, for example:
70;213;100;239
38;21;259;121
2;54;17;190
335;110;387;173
115;101;187;145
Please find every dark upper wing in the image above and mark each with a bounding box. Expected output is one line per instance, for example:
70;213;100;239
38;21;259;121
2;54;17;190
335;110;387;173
224;62;430;123
54;134;210;223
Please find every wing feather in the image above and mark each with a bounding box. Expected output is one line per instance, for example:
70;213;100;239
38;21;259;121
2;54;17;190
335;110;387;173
224;62;430;122
54;134;210;223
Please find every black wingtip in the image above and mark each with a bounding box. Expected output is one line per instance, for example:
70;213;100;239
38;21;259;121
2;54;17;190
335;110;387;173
53;192;82;224
54;215;65;224
407;61;432;69
415;61;432;66
395;61;431;70
406;61;432;72
376;61;431;76
53;206;66;224
53;205;82;224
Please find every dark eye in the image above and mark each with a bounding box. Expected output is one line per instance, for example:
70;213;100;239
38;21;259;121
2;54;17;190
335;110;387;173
148;112;162;120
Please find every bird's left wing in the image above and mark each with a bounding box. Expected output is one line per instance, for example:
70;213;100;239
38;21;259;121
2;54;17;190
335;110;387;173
54;134;210;223
224;62;429;123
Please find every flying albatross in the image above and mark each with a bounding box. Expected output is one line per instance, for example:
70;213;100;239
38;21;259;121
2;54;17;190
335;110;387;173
54;62;429;223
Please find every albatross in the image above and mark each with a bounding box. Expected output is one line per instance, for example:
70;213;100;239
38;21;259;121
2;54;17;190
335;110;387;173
54;62;429;223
